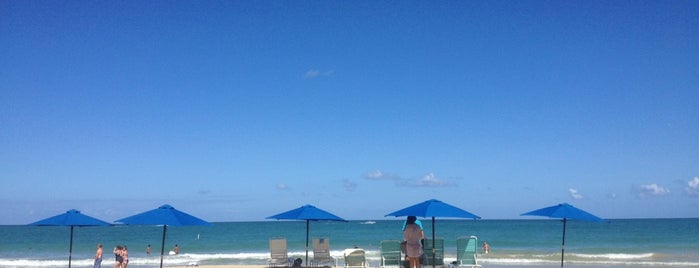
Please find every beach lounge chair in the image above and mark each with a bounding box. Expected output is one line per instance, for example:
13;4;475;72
380;240;402;268
311;237;336;267
456;236;481;268
343;248;367;268
422;237;445;266
268;237;291;267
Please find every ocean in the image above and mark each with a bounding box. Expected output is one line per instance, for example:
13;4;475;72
0;219;697;267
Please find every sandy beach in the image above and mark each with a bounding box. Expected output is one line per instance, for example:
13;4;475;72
170;264;684;268
170;266;491;268
172;266;257;268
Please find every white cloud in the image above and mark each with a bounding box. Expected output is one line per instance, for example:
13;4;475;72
636;183;670;198
366;171;453;187
304;69;320;78
568;188;584;199
686;177;699;197
303;69;334;79
343;179;357;192
276;183;288;190
364;170;399;180
365;170;385;180
402;173;453;187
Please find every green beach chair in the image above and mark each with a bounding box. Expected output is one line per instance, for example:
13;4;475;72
312;237;336;267
380;240;402;268
343;248;367;268
456;236;481;268
268;237;291;267
422;237;445;266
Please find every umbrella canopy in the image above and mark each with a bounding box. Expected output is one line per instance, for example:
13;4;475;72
267;204;348;265
521;203;604;267
115;204;212;268
386;199;480;268
29;209;111;268
385;199;480;219
116;204;211;226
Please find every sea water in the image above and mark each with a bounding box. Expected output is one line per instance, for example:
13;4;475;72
0;219;697;267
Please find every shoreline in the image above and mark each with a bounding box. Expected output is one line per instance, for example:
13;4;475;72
3;219;697;268
170;264;699;268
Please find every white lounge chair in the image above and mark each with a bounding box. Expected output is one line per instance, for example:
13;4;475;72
268;237;291;267
343;248;367;268
311;237;336;267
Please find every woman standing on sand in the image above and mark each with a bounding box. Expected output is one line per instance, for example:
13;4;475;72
121;246;129;268
403;216;424;268
113;245;123;268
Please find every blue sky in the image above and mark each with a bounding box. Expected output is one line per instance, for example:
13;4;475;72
1;1;698;225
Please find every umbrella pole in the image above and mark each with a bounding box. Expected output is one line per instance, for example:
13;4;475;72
160;225;167;268
305;220;310;266
431;217;435;268
560;218;567;268
69;225;74;268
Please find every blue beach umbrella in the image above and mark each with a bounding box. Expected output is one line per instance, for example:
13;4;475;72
115;204;212;268
521;203;604;267
29;209;111;268
386;199;481;268
267;204;348;265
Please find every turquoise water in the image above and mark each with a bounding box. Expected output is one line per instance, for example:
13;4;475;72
0;219;697;267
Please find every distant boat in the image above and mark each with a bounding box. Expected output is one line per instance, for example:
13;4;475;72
360;221;376;224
